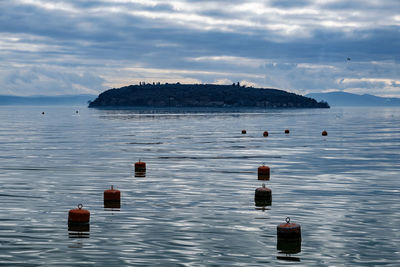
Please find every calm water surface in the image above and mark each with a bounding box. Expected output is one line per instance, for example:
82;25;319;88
0;106;399;266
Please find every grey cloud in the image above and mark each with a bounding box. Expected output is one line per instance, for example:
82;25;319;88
0;0;398;96
268;0;312;8
0;66;104;95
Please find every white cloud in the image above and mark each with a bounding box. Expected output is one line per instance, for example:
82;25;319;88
213;78;233;85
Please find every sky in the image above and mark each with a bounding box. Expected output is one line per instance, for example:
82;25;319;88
0;0;399;97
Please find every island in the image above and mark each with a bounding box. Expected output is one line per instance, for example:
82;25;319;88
88;82;329;108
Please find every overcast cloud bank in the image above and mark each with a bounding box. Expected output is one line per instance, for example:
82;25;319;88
0;0;399;96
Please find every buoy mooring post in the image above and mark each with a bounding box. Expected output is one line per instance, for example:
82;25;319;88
68;204;90;232
254;183;272;207
258;164;270;180
277;217;301;254
134;160;146;177
104;185;121;209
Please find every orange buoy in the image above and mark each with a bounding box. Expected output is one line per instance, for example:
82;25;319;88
242;130;247;134
134;160;146;172
258;164;270;180
255;183;272;206
322;130;328;136
104;185;120;208
263;131;269;137
285;129;290;134
277;217;301;240
68;204;90;232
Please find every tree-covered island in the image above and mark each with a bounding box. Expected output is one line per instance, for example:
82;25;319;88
88;82;329;108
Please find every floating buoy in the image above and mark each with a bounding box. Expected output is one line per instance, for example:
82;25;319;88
242;130;247;134
104;185;120;208
42;112;45;115
68;204;90;232
76;110;79;114
134;160;146;177
277;217;301;240
255;183;272;206
277;217;301;255
263;131;269;137
285;129;290;134
134;160;146;172
258;164;270;180
322;130;328;136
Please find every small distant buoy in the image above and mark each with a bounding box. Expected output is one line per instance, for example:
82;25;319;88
322;130;328;136
134;160;146;177
258;164;270;180
263;131;269;137
255;183;272;206
68;204;90;232
134;160;146;172
42;112;45;115
242;130;247;134
104;185;120;208
285;129;290;134
277;217;301;240
76;110;79;114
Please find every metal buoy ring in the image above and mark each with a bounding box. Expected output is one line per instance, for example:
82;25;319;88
78;204;83;209
285;217;290;223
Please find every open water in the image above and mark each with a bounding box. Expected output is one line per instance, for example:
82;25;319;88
0;106;399;266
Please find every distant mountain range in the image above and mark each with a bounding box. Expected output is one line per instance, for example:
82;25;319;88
0;94;97;105
89;83;329;108
306;92;400;107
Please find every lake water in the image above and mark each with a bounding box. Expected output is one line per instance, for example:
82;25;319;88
0;105;399;266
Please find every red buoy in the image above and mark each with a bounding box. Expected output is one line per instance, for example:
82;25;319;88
104;185;121;208
134;160;146;172
322;130;328;136
68;204;90;232
258;164;270;180
263;131;269;137
277;217;301;240
242;130;247;134
285;129;290;134
134;160;146;177
255;183;272;206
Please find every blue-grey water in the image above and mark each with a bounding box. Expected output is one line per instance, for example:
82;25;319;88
0;106;399;266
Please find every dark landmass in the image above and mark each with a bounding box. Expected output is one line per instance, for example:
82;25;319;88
89;83;329;108
0;94;97;105
306;91;400;107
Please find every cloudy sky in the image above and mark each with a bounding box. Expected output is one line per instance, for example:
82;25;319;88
1;0;399;97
